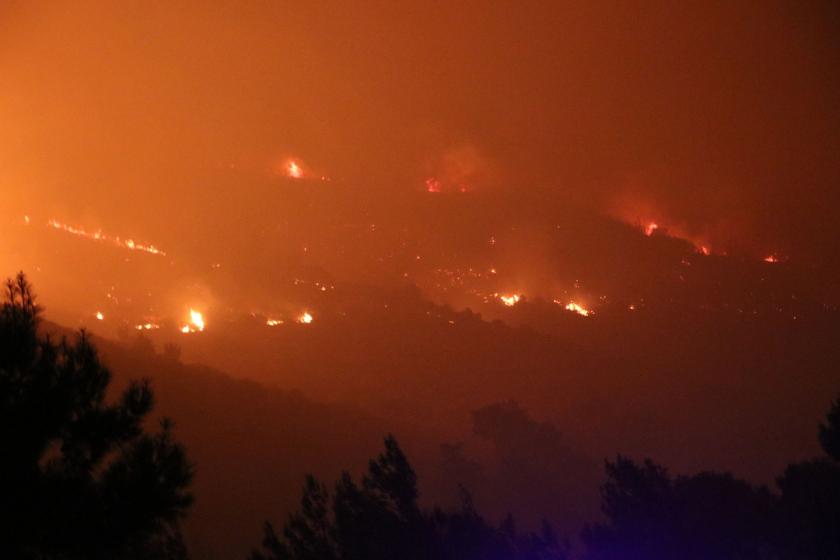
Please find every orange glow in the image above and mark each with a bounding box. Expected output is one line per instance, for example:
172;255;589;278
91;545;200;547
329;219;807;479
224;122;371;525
95;311;104;321
698;245;711;256
135;322;160;331
190;309;205;330
266;318;284;326
644;222;659;237
499;294;521;307
297;312;313;324
181;309;206;333
557;300;592;317
287;160;303;179
47;219;166;256
764;255;779;263
425;178;442;193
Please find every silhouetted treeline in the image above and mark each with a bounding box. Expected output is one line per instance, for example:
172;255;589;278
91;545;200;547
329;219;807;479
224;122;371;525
580;396;840;560
256;398;840;560
250;435;568;560
0;273;193;559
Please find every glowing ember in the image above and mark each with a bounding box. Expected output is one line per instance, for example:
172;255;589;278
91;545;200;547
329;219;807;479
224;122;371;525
266;319;284;326
181;309;205;333
644;222;659;237
499;294;521;307
47;219;166;256
698;245;711;256
287;160;303;179
95;311;104;321
557;301;592;317
135;322;160;331
297;312;313;324
764;255;780;263
425;178;442;193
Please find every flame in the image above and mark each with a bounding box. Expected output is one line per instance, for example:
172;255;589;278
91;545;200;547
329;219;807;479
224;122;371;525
95;311;104;321
266;318;284;326
190;309;205;330
499;294;521;307
287;160;303;179
644;222;659;237
557;300;592;317
764;255;779;263
297;312;313;324
47;219;166;256
135;322;160;331
425;178;442;193
180;309;205;333
698;245;711;256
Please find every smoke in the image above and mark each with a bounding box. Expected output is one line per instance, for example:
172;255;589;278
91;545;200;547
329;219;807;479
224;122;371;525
1;1;839;293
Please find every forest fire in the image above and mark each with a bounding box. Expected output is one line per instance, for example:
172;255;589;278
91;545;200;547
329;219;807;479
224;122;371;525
180;309;205;333
499;294;521;307
3;5;839;559
559;301;592;317
47;219;166;256
287;160;303;179
425;178;442;193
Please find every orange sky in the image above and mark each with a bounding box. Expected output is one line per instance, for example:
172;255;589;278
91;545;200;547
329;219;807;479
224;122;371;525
2;2;838;252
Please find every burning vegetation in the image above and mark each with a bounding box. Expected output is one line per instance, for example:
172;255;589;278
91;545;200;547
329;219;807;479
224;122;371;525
180;309;206;333
46;219;166;256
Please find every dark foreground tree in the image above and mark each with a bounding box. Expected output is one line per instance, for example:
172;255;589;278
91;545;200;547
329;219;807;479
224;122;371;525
582;394;840;560
0;273;193;559
250;435;567;560
775;395;840;559
580;457;777;560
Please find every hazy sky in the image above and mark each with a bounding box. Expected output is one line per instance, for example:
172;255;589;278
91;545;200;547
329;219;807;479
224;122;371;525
2;1;838;260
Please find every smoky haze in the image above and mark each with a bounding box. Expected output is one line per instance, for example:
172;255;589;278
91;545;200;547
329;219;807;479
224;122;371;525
2;1;839;263
2;0;839;446
2;4;840;558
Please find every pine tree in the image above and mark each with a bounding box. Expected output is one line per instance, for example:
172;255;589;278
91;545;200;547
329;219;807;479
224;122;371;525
0;272;194;559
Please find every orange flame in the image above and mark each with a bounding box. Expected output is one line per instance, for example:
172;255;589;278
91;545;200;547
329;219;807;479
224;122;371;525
47;219;166;256
425;178;442;193
297;312;313;324
180;309;205;333
287;160;303;179
499;294;521;307
556;300;592;317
